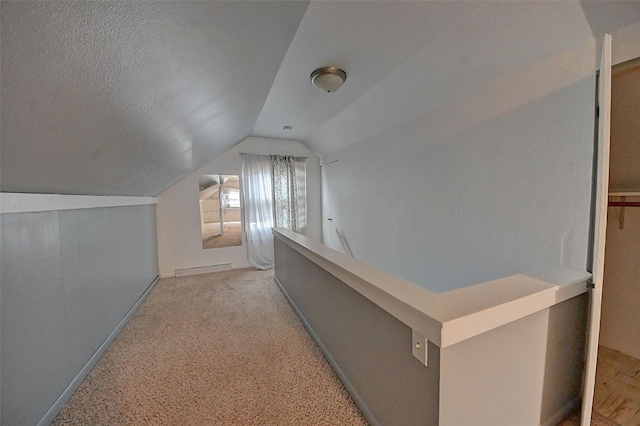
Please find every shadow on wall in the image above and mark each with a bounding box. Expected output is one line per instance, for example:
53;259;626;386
540;294;589;423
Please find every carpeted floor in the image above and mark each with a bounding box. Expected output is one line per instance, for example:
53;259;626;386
201;222;242;248
50;267;621;426
53;268;368;425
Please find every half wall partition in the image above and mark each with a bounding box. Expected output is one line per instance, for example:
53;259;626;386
273;228;589;426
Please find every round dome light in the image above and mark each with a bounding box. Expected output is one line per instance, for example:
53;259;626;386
310;67;347;93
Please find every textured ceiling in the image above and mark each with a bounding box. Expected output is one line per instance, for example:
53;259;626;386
2;1;640;197
1;1;309;196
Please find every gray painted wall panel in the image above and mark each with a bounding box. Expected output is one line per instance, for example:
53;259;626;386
439;294;588;425
540;294;588;421
0;210;3;423
0;205;158;425
59;205;158;371
274;238;439;426
1;212;71;425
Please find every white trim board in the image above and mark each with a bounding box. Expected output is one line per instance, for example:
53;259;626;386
175;263;232;277
0;193;157;214
273;228;591;348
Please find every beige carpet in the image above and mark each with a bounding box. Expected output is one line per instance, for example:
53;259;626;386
53;269;368;425
201;222;242;249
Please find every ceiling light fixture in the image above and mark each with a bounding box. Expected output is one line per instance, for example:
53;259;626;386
310;66;347;93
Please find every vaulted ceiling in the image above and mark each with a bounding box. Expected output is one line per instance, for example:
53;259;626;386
2;1;640;196
1;1;309;196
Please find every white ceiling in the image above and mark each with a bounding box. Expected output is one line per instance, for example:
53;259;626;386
252;1;471;145
2;1;640;196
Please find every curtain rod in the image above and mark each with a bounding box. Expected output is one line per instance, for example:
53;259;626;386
609;201;640;207
239;153;309;159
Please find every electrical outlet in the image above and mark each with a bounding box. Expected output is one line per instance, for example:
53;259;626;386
412;329;428;367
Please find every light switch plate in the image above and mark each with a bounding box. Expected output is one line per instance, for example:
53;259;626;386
412;329;428;366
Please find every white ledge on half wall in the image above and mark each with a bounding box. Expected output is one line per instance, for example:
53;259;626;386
0;192;157;214
272;227;591;348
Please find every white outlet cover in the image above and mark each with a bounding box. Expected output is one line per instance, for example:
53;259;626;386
412;329;428;367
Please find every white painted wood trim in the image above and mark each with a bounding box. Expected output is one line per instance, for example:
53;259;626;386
273;228;590;348
609;191;640;197
0;193;157;214
175;263;232;277
582;33;613;426
275;227;444;345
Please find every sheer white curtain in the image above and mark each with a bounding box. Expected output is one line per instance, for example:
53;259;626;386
241;153;307;270
241;154;274;269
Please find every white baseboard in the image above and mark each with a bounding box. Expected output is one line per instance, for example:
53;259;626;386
38;275;160;426
175;263;232;277
0;192;156;213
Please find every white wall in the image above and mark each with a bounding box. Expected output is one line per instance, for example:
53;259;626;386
157;136;321;278
321;46;596;292
319;14;640;295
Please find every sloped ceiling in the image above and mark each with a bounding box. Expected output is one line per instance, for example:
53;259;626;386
2;1;640;197
1;1;309;196
257;1;599;156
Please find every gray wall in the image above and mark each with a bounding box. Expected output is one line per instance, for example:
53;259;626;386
1;204;158;425
439;294;588;425
274;238;440;426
